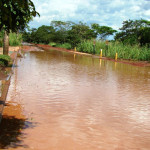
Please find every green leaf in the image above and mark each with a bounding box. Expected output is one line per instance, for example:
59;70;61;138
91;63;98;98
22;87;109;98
4;4;7;7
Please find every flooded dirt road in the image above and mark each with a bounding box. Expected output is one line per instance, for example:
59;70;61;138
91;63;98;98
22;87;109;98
0;47;150;150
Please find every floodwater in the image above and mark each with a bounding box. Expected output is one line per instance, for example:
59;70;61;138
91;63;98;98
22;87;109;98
0;47;150;150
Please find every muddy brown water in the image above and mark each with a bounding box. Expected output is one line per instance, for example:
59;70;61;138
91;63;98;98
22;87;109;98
0;48;150;150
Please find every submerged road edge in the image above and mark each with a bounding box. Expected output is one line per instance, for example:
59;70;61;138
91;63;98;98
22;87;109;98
0;50;18;123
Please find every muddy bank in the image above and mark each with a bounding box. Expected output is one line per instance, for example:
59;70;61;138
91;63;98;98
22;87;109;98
0;49;19;123
0;46;19;80
0;45;42;123
36;44;150;67
21;45;42;52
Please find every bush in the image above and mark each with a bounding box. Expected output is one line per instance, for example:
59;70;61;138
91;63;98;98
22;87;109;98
48;42;56;47
0;31;22;47
0;61;5;67
56;43;72;49
77;40;106;54
76;40;150;61
0;55;11;66
9;32;22;46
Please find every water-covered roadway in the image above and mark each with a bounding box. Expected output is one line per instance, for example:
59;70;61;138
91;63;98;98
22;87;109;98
0;47;150;150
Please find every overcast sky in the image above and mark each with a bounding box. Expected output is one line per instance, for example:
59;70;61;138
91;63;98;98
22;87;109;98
29;0;150;30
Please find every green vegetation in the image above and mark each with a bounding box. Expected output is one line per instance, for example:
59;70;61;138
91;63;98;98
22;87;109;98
91;23;117;39
56;43;72;49
22;21;115;48
0;55;11;66
107;42;150;61
115;19;150;46
0;31;22;47
77;40;150;61
9;32;22;46
22;19;150;61
48;42;56;47
0;0;39;55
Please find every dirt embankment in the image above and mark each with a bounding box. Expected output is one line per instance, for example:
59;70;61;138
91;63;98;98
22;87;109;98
36;44;150;67
0;47;19;80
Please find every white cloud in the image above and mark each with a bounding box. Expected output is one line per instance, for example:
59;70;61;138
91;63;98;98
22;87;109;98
144;10;150;16
29;0;150;30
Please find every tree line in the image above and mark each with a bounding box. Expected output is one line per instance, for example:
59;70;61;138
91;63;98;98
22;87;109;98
23;19;150;48
23;21;117;48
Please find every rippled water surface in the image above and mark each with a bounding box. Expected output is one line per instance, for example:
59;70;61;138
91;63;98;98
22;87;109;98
0;48;150;150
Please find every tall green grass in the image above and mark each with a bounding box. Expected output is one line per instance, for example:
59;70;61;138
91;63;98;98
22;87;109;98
9;32;22;46
0;32;22;47
56;43;72;50
77;40;150;61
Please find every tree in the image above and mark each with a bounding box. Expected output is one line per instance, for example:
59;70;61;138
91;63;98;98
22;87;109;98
0;0;39;55
115;19;150;46
91;24;117;40
68;22;97;47
22;26;56;44
33;25;55;44
50;21;74;43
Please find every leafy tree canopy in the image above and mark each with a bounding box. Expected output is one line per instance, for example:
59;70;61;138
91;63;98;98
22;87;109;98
67;22;97;47
115;19;150;46
92;23;117;40
22;21;117;47
0;0;39;32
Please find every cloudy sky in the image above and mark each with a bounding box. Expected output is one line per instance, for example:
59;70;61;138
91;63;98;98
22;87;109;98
29;0;150;30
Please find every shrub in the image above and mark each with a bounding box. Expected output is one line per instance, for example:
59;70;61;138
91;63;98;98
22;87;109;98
0;61;5;67
48;42;56;47
0;31;22;47
76;40;150;61
77;40;106;54
56;43;72;49
0;55;11;66
9;32;22;46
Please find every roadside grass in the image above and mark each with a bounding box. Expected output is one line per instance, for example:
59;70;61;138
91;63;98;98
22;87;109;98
9;32;22;46
48;42;56;47
0;55;11;67
77;40;150;61
0;32;22;47
55;43;72;50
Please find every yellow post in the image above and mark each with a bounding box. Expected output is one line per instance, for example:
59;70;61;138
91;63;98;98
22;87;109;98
100;59;102;67
115;53;118;61
100;49;102;58
75;47;76;52
115;62;117;69
74;54;76;60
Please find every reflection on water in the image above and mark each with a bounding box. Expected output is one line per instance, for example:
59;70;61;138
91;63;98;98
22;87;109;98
0;58;37;149
0;115;35;149
1;48;150;149
0;95;37;149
